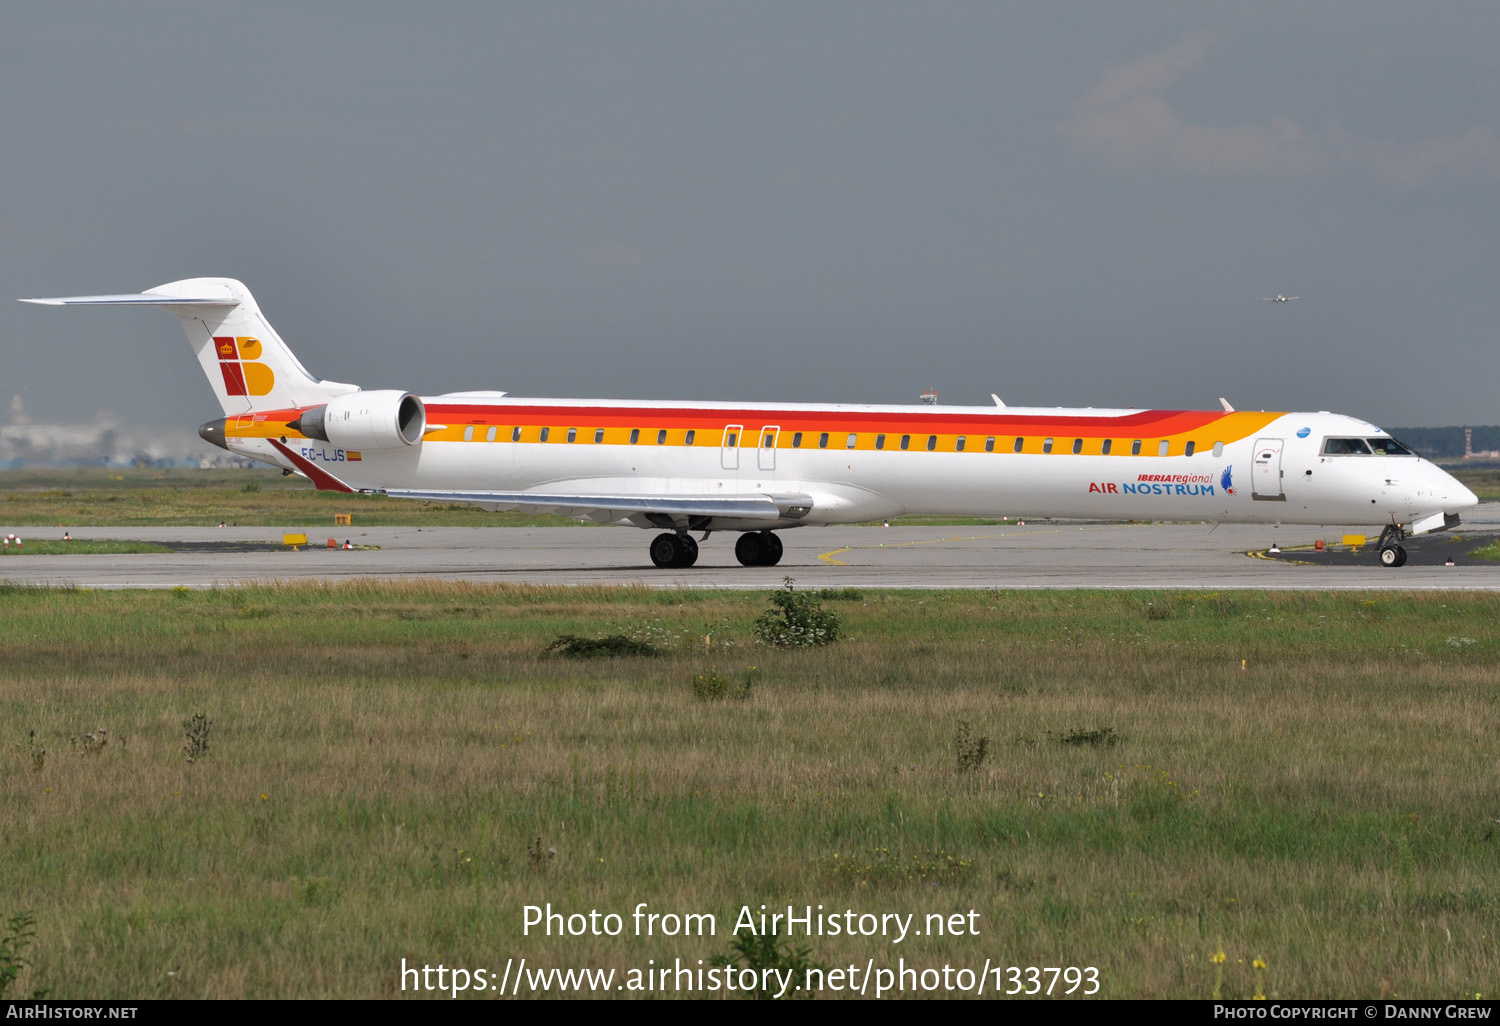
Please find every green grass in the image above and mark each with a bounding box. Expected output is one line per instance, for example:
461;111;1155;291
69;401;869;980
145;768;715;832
0;540;172;556
1470;540;1500;561
0;467;584;528
3;585;1498;999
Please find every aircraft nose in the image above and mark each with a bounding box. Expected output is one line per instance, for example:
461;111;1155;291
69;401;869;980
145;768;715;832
1437;468;1478;511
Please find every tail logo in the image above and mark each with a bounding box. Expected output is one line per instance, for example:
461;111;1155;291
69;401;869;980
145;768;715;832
1220;465;1235;495
212;336;275;396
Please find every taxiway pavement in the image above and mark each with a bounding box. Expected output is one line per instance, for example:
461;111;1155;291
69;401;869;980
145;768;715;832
2;506;1498;589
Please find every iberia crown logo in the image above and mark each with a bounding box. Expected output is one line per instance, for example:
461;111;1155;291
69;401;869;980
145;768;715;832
212;335;274;396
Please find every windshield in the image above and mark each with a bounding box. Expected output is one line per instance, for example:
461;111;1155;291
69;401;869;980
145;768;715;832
1366;437;1415;456
1323;437;1372;455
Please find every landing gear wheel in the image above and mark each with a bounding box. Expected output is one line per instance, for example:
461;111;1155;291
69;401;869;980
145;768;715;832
735;532;763;567
735;531;783;567
1379;545;1407;568
650;533;682;569
650;533;698;569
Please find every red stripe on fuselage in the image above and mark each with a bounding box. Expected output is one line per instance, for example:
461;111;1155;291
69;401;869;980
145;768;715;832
424;404;1226;437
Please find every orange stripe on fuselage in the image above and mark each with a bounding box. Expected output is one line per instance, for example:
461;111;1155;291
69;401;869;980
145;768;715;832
224;403;1283;450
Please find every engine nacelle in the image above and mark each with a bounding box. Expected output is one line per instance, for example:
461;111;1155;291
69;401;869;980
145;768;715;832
293;390;425;450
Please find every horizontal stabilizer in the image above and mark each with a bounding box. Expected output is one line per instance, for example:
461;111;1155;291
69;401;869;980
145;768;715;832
21;294;238;307
384;489;801;522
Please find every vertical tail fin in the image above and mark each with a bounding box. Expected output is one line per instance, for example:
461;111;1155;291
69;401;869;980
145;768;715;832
21;277;358;415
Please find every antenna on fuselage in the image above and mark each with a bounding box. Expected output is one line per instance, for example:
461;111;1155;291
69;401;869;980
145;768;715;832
1219;398;1235;412
991;393;1006;407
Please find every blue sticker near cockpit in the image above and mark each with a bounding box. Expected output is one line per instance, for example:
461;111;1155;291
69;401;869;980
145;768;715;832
1296;427;1311;438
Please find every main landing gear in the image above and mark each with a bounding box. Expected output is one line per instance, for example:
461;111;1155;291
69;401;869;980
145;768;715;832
647;530;784;568
649;532;699;569
735;531;783;567
1377;524;1407;568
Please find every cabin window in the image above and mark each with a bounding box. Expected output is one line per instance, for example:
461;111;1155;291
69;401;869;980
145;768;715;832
685;430;695;446
1131;439;1142;455
1184;440;1195;457
818;433;829;449
726;431;737;447
926;435;937;451
900;434;910;450
1071;438;1082;455
1101;439;1112;455
1323;437;1372;455
955;436;966;452
486;426;497;442
791;432;802;448
595;428;605;443
985;437;995;452
539;427;550;442
512;426;522;442
1158;440;1170;456
1013;437;1024;453
567;427;577;443
846;433;858;449
629;428;640;445
875;434;886;450
763;432;774;448
658;429;668;445
1212;441;1223;457
1043;437;1054;453
463;425;474;442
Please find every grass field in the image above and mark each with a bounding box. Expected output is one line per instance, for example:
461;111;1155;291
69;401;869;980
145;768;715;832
3;583;1497;1000
0;466;579;528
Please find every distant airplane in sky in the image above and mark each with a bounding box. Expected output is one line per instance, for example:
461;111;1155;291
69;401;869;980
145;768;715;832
21;278;1476;569
1262;294;1299;302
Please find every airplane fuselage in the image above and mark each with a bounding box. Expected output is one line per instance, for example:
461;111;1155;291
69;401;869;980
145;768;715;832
219;397;1472;533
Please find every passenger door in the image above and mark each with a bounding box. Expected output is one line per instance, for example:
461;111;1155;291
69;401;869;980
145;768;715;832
757;425;779;472
1252;438;1285;501
721;424;742;471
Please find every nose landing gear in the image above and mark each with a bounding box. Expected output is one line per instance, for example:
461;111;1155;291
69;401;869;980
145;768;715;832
1376;524;1407;568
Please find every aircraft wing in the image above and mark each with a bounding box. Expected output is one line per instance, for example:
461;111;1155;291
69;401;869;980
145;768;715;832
267;439;812;522
384;488;811;522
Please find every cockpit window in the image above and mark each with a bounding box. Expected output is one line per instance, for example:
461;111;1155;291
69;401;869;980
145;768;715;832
1366;437;1414;456
1323;437;1372;455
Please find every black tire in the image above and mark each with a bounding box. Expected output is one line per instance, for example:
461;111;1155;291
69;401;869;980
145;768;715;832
735;532;763;566
760;532;783;566
1393;545;1407;567
1379;545;1401;567
649;533;681;568
678;535;699;568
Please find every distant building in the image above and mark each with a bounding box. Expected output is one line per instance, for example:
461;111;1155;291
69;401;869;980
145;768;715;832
2;394;251;468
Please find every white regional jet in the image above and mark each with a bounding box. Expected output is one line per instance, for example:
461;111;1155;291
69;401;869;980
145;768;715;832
23;278;1476;569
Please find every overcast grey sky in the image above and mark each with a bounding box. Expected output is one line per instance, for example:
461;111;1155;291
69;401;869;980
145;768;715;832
5;1;1499;431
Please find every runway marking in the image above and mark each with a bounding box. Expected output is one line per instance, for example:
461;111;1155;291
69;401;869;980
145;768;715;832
818;530;1051;566
816;523;1155;566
